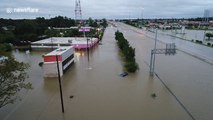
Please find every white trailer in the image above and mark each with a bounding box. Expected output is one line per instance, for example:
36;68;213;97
43;46;74;77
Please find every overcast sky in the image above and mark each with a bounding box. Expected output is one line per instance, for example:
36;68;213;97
0;0;213;19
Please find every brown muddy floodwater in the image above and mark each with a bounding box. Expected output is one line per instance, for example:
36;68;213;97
0;24;213;120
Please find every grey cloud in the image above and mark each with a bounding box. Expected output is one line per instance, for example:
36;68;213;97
0;0;213;19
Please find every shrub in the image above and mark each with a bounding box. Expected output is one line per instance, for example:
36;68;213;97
196;40;203;44
205;32;213;40
115;31;139;73
125;62;138;73
207;43;211;46
0;43;12;52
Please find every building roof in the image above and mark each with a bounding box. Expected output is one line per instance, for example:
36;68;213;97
45;46;73;56
32;37;98;45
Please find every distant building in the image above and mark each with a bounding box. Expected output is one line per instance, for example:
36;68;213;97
31;37;99;50
50;26;93;30
159;25;172;30
208;21;213;30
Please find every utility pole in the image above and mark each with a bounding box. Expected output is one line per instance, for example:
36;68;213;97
51;37;53;50
87;38;90;62
141;7;144;28
56;55;64;113
203;29;207;41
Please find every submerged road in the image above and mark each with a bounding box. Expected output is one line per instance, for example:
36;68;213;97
113;22;213;120
0;23;213;120
116;22;213;64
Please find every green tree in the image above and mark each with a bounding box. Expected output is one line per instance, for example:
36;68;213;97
35;17;48;35
0;28;15;44
48;16;75;27
125;46;135;62
88;18;99;27
206;33;213;40
115;31;139;73
0;43;12;52
88;17;94;27
125;61;138;73
100;19;108;28
72;29;82;37
14;21;37;35
0;57;32;108
14;20;38;43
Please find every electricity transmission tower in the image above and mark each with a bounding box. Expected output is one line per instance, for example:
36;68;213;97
75;0;91;69
75;0;82;22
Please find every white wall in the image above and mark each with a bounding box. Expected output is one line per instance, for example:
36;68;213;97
43;62;63;77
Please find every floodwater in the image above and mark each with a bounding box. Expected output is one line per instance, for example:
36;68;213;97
122;23;213;64
115;22;213;120
1;23;213;120
160;29;212;42
147;27;212;42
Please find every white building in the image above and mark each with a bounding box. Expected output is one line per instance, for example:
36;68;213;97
31;37;99;50
43;46;74;77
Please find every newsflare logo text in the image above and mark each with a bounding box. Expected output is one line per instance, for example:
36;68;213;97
6;7;39;14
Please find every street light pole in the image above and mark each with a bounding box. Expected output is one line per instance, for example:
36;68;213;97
56;55;64;113
141;8;143;27
152;29;157;73
87;38;89;62
203;29;206;41
150;28;158;75
51;37;53;50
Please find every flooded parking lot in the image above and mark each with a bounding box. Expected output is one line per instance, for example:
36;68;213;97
1;23;213;120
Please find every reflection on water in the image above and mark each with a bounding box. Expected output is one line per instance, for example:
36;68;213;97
75;50;85;62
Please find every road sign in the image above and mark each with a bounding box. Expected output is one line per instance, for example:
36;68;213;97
79;27;90;32
165;43;176;55
150;43;177;75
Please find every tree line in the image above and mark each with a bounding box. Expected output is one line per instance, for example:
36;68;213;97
0;16;75;45
115;31;138;73
0;17;108;46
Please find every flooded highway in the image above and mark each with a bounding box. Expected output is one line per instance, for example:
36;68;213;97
117;22;213;64
161;29;212;42
1;23;213;120
114;22;213;120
